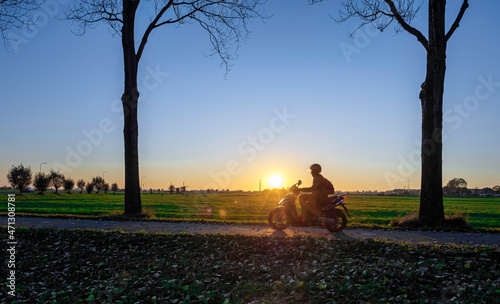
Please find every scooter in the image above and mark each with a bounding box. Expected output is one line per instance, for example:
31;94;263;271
268;180;350;233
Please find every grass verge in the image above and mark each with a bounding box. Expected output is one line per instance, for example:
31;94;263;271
390;212;473;232
2;193;499;232
1;227;499;304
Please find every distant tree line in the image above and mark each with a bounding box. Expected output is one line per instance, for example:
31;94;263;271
443;178;499;197
6;164;119;195
168;183;187;194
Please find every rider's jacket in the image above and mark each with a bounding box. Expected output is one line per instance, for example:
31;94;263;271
301;174;335;205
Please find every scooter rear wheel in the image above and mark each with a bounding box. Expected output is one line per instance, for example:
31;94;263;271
268;207;290;231
324;211;347;233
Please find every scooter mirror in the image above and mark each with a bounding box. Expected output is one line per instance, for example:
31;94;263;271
297;180;302;186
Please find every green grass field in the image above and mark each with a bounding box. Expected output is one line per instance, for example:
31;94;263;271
2;190;499;229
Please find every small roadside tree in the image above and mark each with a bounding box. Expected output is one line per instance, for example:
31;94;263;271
33;172;51;195
6;164;32;195
103;183;110;194
50;170;65;194
85;182;94;194
76;179;86;194
111;183;119;194
92;176;105;194
64;177;75;194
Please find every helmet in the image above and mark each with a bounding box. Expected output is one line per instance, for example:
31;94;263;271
308;163;322;174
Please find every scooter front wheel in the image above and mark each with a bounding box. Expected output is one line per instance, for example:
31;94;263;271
268;207;290;231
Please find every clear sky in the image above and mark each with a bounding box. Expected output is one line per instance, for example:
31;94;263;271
1;0;499;192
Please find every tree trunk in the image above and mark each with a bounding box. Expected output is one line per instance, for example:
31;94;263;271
419;0;446;226
122;0;142;216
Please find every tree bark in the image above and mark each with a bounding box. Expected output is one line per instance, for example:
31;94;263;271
122;0;142;216
418;0;446;225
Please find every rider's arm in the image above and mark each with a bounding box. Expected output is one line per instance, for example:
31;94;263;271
300;177;320;193
300;186;312;192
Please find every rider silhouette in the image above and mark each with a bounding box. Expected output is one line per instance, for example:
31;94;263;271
299;163;335;222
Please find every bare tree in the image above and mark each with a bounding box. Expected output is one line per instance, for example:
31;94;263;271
65;0;266;216
312;0;470;225
0;0;42;48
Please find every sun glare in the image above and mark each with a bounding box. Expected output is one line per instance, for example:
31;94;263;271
269;175;283;189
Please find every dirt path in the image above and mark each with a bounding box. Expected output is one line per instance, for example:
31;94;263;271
3;216;499;247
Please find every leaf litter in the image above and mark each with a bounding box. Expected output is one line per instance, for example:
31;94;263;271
1;227;499;303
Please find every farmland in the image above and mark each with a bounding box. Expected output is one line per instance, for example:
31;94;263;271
2;191;499;230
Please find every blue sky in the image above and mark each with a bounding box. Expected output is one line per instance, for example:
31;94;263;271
1;0;499;191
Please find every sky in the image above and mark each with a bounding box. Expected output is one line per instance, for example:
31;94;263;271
1;0;499;192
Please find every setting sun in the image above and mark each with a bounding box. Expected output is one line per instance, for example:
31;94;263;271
268;175;283;189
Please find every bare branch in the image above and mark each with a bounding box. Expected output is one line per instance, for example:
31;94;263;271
315;0;428;51
64;0;123;36
0;0;41;46
136;0;174;62
65;0;266;72
169;0;267;73
384;0;428;51
445;0;469;42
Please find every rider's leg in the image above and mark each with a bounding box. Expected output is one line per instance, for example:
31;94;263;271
309;196;325;220
299;194;313;219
